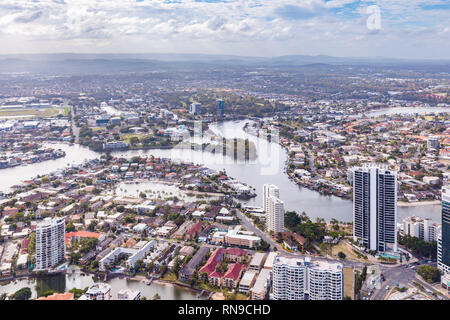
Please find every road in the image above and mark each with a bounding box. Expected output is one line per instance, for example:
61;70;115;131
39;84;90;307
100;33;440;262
235;209;278;249
371;263;448;300
371;265;416;300
236;209;366;269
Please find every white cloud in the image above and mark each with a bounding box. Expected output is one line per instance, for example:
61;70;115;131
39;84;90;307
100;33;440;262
0;0;447;58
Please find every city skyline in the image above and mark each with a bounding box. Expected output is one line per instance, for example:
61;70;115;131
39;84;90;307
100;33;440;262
0;1;448;303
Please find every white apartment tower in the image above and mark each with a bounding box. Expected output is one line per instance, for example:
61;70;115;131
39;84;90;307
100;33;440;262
308;260;344;300
403;216;441;242
189;102;202;115
272;256;343;300
267;196;284;233
263;184;279;213
272;256;306;300
263;184;284;233
353;165;398;252
35;217;66;270
427;136;440;152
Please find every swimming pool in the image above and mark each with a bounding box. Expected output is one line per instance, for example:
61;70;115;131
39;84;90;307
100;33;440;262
380;253;400;260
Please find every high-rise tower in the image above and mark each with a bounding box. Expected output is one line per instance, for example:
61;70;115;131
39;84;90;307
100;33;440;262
353;165;397;252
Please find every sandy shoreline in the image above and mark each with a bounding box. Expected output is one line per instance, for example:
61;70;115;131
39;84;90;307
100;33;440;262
125;275;204;294
397;200;441;207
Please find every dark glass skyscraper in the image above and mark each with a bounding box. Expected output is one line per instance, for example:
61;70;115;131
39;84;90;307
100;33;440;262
438;186;450;273
217;99;224;117
353;166;397;252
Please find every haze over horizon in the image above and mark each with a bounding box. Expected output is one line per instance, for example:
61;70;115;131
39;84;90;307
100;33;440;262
0;0;449;60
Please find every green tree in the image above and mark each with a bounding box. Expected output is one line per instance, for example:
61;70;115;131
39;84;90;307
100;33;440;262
69;287;87;299
66;220;76;232
12;287;32;300
39;290;56;298
417;266;441;283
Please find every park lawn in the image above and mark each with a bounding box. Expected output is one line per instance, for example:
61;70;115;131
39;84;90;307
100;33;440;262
162;272;178;281
198;281;220;292
120;133;143;143
234;293;249;300
196;282;249;300
331;241;368;263
343;267;355;299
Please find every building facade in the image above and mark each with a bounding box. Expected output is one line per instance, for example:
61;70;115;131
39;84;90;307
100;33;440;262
263;184;279;213
217;99;225;117
272;256;343;300
403;216;441;242
353;166;398;252
427;136;440;151
267;196;284;233
189;102;202;115
308;262;344;300
35;217;66;270
273;256;306;300
263;184;284;233
438;186;450;274
85;283;112;300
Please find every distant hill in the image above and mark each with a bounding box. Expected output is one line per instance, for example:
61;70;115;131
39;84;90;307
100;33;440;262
0;53;449;74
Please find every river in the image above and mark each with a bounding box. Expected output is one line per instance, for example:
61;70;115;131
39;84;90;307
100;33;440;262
0;109;445;298
0;119;442;222
0;266;201;300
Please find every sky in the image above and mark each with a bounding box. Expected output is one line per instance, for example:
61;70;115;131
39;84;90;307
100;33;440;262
0;0;449;59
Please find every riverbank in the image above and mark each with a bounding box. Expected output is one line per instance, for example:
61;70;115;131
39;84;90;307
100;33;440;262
398;200;441;207
0;120;442;222
0;149;66;171
243;123;353;201
121;274;208;297
0;266;203;300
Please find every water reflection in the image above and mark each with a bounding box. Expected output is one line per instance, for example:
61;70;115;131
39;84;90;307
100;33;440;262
0;119;442;222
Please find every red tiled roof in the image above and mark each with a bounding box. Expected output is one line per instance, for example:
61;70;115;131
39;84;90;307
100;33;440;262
37;292;74;300
281;231;306;245
225;248;247;257
199;248;224;276
20;238;30;254
224;263;244;281
65;231;102;244
292;233;306;245
186;222;203;235
209;271;222;279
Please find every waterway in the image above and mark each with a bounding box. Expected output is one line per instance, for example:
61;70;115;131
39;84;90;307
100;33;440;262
0;108;445;298
0;119;442;222
0;266;201;300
